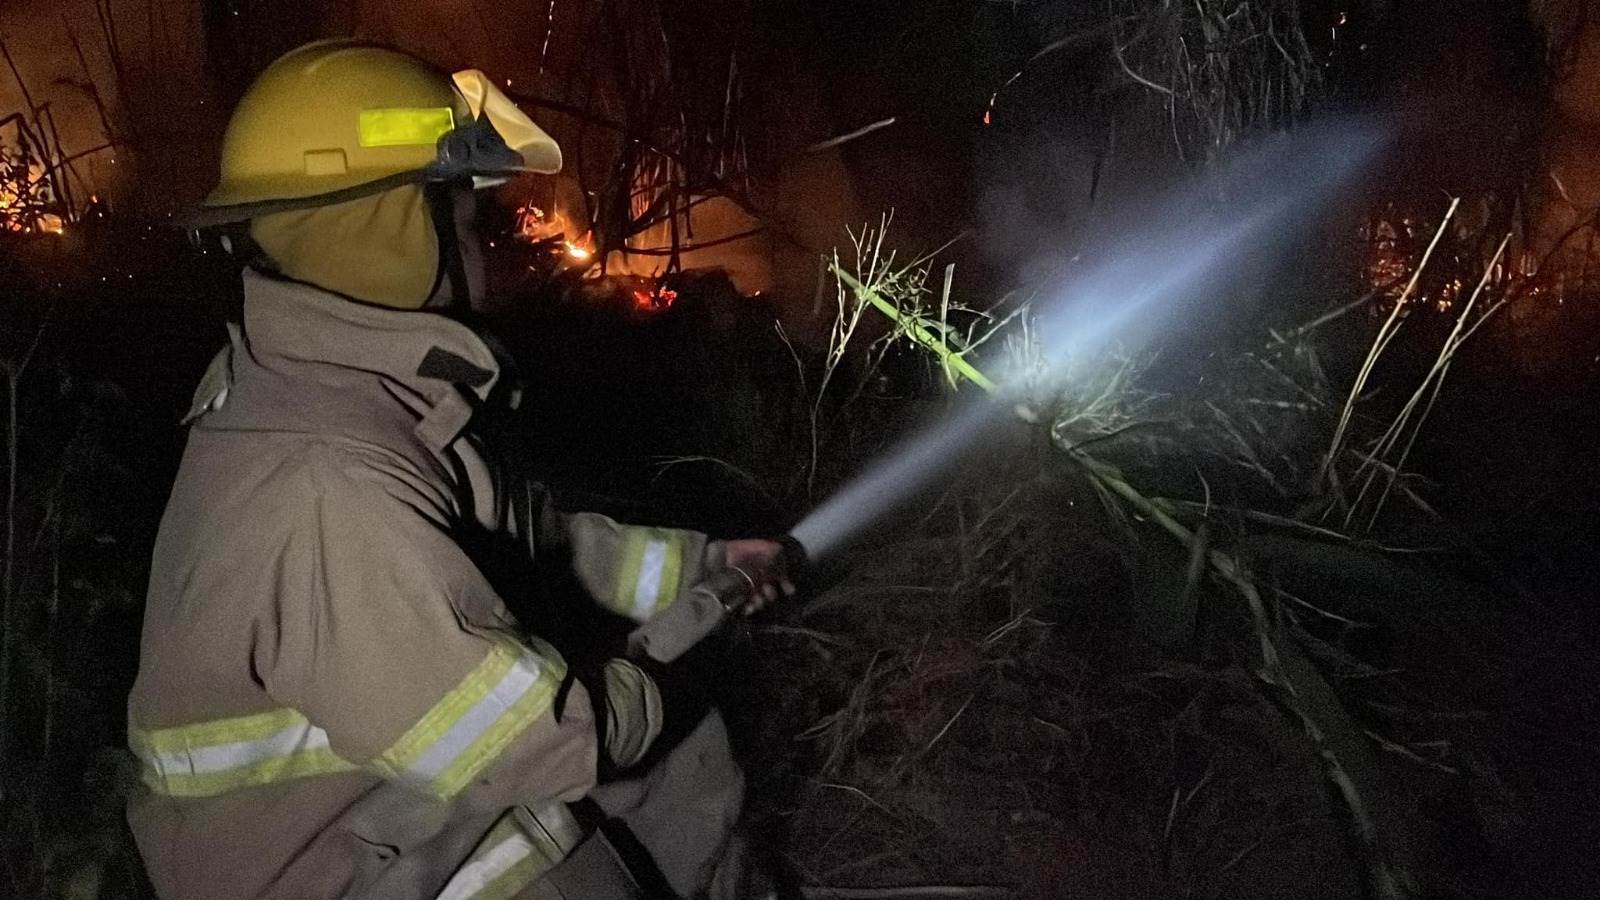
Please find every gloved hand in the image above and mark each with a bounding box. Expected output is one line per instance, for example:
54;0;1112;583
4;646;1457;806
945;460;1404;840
712;539;798;615
599;658;663;770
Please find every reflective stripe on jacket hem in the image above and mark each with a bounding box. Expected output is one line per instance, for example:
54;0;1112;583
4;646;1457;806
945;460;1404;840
129;708;357;797
372;636;567;800
437;803;581;900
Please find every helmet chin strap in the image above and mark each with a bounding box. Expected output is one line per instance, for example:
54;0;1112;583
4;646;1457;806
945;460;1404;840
424;181;473;312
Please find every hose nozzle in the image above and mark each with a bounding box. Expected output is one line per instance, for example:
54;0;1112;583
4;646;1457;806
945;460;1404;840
627;534;807;664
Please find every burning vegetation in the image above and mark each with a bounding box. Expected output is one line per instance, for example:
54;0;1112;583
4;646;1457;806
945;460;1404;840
1;118;73;238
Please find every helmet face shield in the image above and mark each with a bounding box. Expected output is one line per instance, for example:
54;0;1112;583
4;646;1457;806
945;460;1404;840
431;112;527;184
449;69;562;176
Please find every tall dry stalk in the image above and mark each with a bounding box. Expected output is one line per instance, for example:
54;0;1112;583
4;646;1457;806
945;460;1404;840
1348;234;1513;531
803;219;892;495
1318;198;1461;496
519;0;758;274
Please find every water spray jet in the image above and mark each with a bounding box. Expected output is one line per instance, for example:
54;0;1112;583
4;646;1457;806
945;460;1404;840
796;119;1386;564
631;119;1386;664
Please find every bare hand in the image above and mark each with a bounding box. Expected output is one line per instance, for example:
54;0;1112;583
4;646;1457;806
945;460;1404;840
720;538;797;614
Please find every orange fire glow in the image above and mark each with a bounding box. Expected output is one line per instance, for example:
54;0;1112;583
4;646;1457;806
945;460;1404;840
511;199;692;312
632;285;678;312
515;203;598;263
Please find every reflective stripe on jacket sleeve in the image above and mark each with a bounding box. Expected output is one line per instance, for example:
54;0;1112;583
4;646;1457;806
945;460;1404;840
370;636;566;800
611;527;686;621
514;482;711;624
562;515;708;623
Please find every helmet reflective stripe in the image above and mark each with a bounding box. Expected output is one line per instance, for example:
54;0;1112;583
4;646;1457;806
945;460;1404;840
371;637;566;800
358;107;456;148
129;708;357;797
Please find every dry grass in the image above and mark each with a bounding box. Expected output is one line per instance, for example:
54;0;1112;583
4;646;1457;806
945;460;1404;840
736;210;1565;897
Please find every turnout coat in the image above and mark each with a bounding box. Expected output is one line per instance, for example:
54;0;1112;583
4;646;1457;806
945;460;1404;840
127;271;734;899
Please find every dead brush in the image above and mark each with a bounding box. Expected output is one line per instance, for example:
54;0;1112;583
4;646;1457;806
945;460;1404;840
1108;0;1321;163
759;463;1381;898
752;211;1555;897
766;501;1139;894
1;293;146;899
1014;0;1322;165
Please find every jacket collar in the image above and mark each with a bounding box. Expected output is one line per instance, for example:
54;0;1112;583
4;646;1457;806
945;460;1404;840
239;269;506;449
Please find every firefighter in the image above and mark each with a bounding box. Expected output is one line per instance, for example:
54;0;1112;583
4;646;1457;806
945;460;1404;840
127;41;791;899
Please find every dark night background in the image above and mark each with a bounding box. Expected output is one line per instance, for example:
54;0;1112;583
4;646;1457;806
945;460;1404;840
3;1;1599;897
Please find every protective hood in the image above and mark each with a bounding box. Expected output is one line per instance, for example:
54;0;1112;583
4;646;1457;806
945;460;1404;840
250;185;441;310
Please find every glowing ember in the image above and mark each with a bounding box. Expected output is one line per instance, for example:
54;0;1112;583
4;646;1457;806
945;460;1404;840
1364;209;1426;305
514;203;562;242
631;285;678;312
563;241;592;261
1360;202;1556;317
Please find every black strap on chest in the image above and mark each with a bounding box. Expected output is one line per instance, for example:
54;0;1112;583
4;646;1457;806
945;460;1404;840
425;181;473;310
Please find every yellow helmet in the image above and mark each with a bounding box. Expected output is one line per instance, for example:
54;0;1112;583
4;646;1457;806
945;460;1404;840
191;40;561;227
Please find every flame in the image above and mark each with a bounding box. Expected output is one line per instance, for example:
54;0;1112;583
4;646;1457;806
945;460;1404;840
503;197;683;310
514;202;598;263
0;143;62;234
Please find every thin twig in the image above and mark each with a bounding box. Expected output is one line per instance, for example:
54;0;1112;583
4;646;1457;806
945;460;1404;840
1362;730;1459;774
805;118;898;154
920;693;975;757
817;782;895;818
